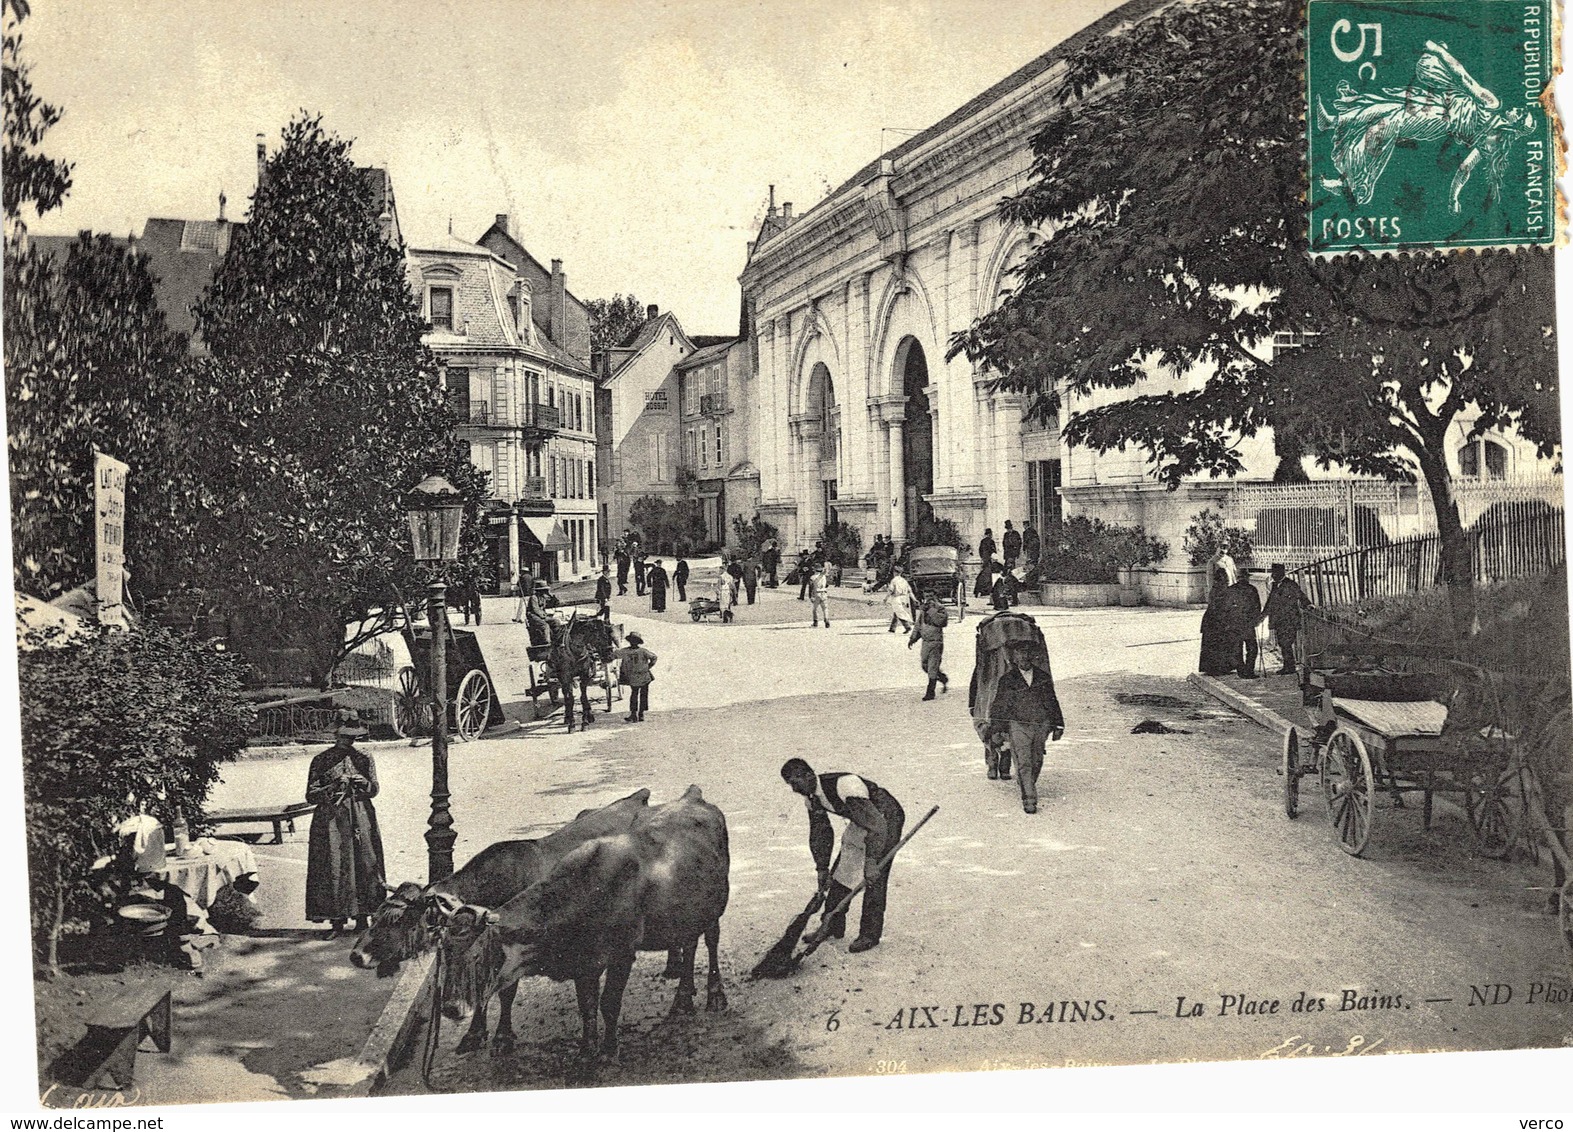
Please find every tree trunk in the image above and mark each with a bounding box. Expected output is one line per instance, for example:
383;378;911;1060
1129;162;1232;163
1416;449;1475;639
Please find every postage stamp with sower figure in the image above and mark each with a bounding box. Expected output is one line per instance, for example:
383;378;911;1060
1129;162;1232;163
1307;0;1559;254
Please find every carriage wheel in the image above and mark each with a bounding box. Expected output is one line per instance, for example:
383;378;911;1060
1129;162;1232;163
690;610;701;621
392;666;429;737
1464;781;1513;859
1319;727;1375;856
454;670;493;742
1282;727;1301;820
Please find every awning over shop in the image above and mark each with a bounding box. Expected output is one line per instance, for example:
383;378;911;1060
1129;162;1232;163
520;515;571;551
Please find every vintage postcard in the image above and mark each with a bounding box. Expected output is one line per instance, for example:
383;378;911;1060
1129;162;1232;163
2;0;1571;1118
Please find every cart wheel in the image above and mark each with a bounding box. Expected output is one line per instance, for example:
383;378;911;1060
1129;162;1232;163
1282;727;1301;820
454;670;492;742
690;610;701;621
392;666;429;737
1464;770;1518;860
1320;726;1374;856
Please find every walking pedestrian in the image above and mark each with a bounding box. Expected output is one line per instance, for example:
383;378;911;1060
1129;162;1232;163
809;559;831;628
909;595;950;700
305;712;386;937
648;558;670;613
974;553;997;598
989;641;1065;815
634;547;648;596
780;759;906;954
1260;563;1312;675
1023;521;1041;566
615;631;656;722
594;566;611;609
674;558;690;602
978;527;997;567
886;566;915;634
1002;520;1023;569
741;556;758;604
796;546;816;601
613;541;630;596
714;564;737;624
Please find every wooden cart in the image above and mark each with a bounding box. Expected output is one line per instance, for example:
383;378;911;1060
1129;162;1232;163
390;607;506;742
907;545;968;621
1283;655;1531;859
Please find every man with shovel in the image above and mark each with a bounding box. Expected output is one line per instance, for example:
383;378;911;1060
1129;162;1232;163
780;759;906;954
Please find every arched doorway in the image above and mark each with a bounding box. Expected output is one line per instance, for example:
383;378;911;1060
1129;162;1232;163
897;338;934;537
807;362;838;527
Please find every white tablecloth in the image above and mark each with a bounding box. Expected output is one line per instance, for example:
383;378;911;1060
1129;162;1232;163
155;838;258;908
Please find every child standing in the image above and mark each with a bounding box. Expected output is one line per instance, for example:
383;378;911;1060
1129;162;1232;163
809;561;831;628
908;595;950;700
616;631;657;723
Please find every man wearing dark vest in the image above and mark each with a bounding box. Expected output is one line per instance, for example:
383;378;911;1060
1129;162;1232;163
780;759;906;954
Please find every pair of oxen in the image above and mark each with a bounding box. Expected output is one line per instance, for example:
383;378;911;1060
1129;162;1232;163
348;786;730;1061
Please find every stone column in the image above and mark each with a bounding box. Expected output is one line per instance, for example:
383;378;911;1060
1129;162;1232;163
886;419;906;544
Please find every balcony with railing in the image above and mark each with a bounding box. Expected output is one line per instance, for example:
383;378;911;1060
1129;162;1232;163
522;402;562;440
700;391;727;416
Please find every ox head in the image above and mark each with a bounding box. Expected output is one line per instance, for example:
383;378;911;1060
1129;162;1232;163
349;881;452;975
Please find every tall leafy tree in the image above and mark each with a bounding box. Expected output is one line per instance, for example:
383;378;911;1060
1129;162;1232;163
146;113;486;684
950;0;1558;630
585;293;649;354
2;0;71;239
6;235;189;597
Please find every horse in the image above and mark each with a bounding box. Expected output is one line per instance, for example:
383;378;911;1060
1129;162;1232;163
546;611;617;732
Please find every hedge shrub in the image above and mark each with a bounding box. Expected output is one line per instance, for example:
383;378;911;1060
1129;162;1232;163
18;622;254;972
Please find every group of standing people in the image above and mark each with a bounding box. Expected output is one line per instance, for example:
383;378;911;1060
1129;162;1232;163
975;520;1038;611
1199;561;1311;678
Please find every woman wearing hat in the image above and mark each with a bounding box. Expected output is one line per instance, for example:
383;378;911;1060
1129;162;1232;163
615;632;657;723
304;712;386;937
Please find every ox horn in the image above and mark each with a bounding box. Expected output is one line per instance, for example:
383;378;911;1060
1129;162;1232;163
425;891;464;918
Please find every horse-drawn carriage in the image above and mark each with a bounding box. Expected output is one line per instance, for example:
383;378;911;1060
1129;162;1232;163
390;605;506;742
907;545;968;619
524;608;624;730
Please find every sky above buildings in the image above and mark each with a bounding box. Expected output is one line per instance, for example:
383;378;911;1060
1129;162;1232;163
23;0;1125;335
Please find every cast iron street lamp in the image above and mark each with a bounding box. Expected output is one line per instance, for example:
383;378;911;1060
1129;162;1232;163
404;474;463;882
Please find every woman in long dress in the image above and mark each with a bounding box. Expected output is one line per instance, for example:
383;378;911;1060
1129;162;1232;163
305;715;386;937
1197;569;1238;676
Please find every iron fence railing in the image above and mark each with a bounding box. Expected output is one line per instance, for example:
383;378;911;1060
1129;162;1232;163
468;400;493;425
523;402;561;431
1291;510;1565;610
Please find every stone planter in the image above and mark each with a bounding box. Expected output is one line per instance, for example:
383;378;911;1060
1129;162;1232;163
1123;565;1211;607
1116;567;1144;607
1038;582;1121;607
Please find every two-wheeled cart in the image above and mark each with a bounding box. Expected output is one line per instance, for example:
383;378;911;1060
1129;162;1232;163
1282;614;1534;858
390;604;505;742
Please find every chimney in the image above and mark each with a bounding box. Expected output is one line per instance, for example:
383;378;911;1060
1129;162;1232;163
646;304;659;321
217;190;227;222
494;213;509;235
255;133;266;191
767;184;777;218
783;202;793;221
549;258;567;348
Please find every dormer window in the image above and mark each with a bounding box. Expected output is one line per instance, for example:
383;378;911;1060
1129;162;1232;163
430;286;454;331
506;293;519;331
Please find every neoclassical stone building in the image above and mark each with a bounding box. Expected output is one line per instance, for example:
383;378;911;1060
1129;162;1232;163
739;2;1169;556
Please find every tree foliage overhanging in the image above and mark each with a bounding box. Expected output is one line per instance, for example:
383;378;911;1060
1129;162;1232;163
585;293;650;355
6;104;492;684
949;0;1558;597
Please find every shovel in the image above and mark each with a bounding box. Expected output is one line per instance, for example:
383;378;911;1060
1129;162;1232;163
751;804;938;978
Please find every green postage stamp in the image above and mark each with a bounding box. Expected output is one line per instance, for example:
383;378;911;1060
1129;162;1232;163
1307;0;1558;253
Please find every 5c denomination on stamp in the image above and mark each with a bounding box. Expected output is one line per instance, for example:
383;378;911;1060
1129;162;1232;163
1307;0;1557;254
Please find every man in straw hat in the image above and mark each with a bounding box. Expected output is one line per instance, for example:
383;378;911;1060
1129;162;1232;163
615;631;657;722
305;711;386;937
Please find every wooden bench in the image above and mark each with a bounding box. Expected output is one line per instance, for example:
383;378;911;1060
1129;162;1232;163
207;800;315;844
58;984;173;1090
